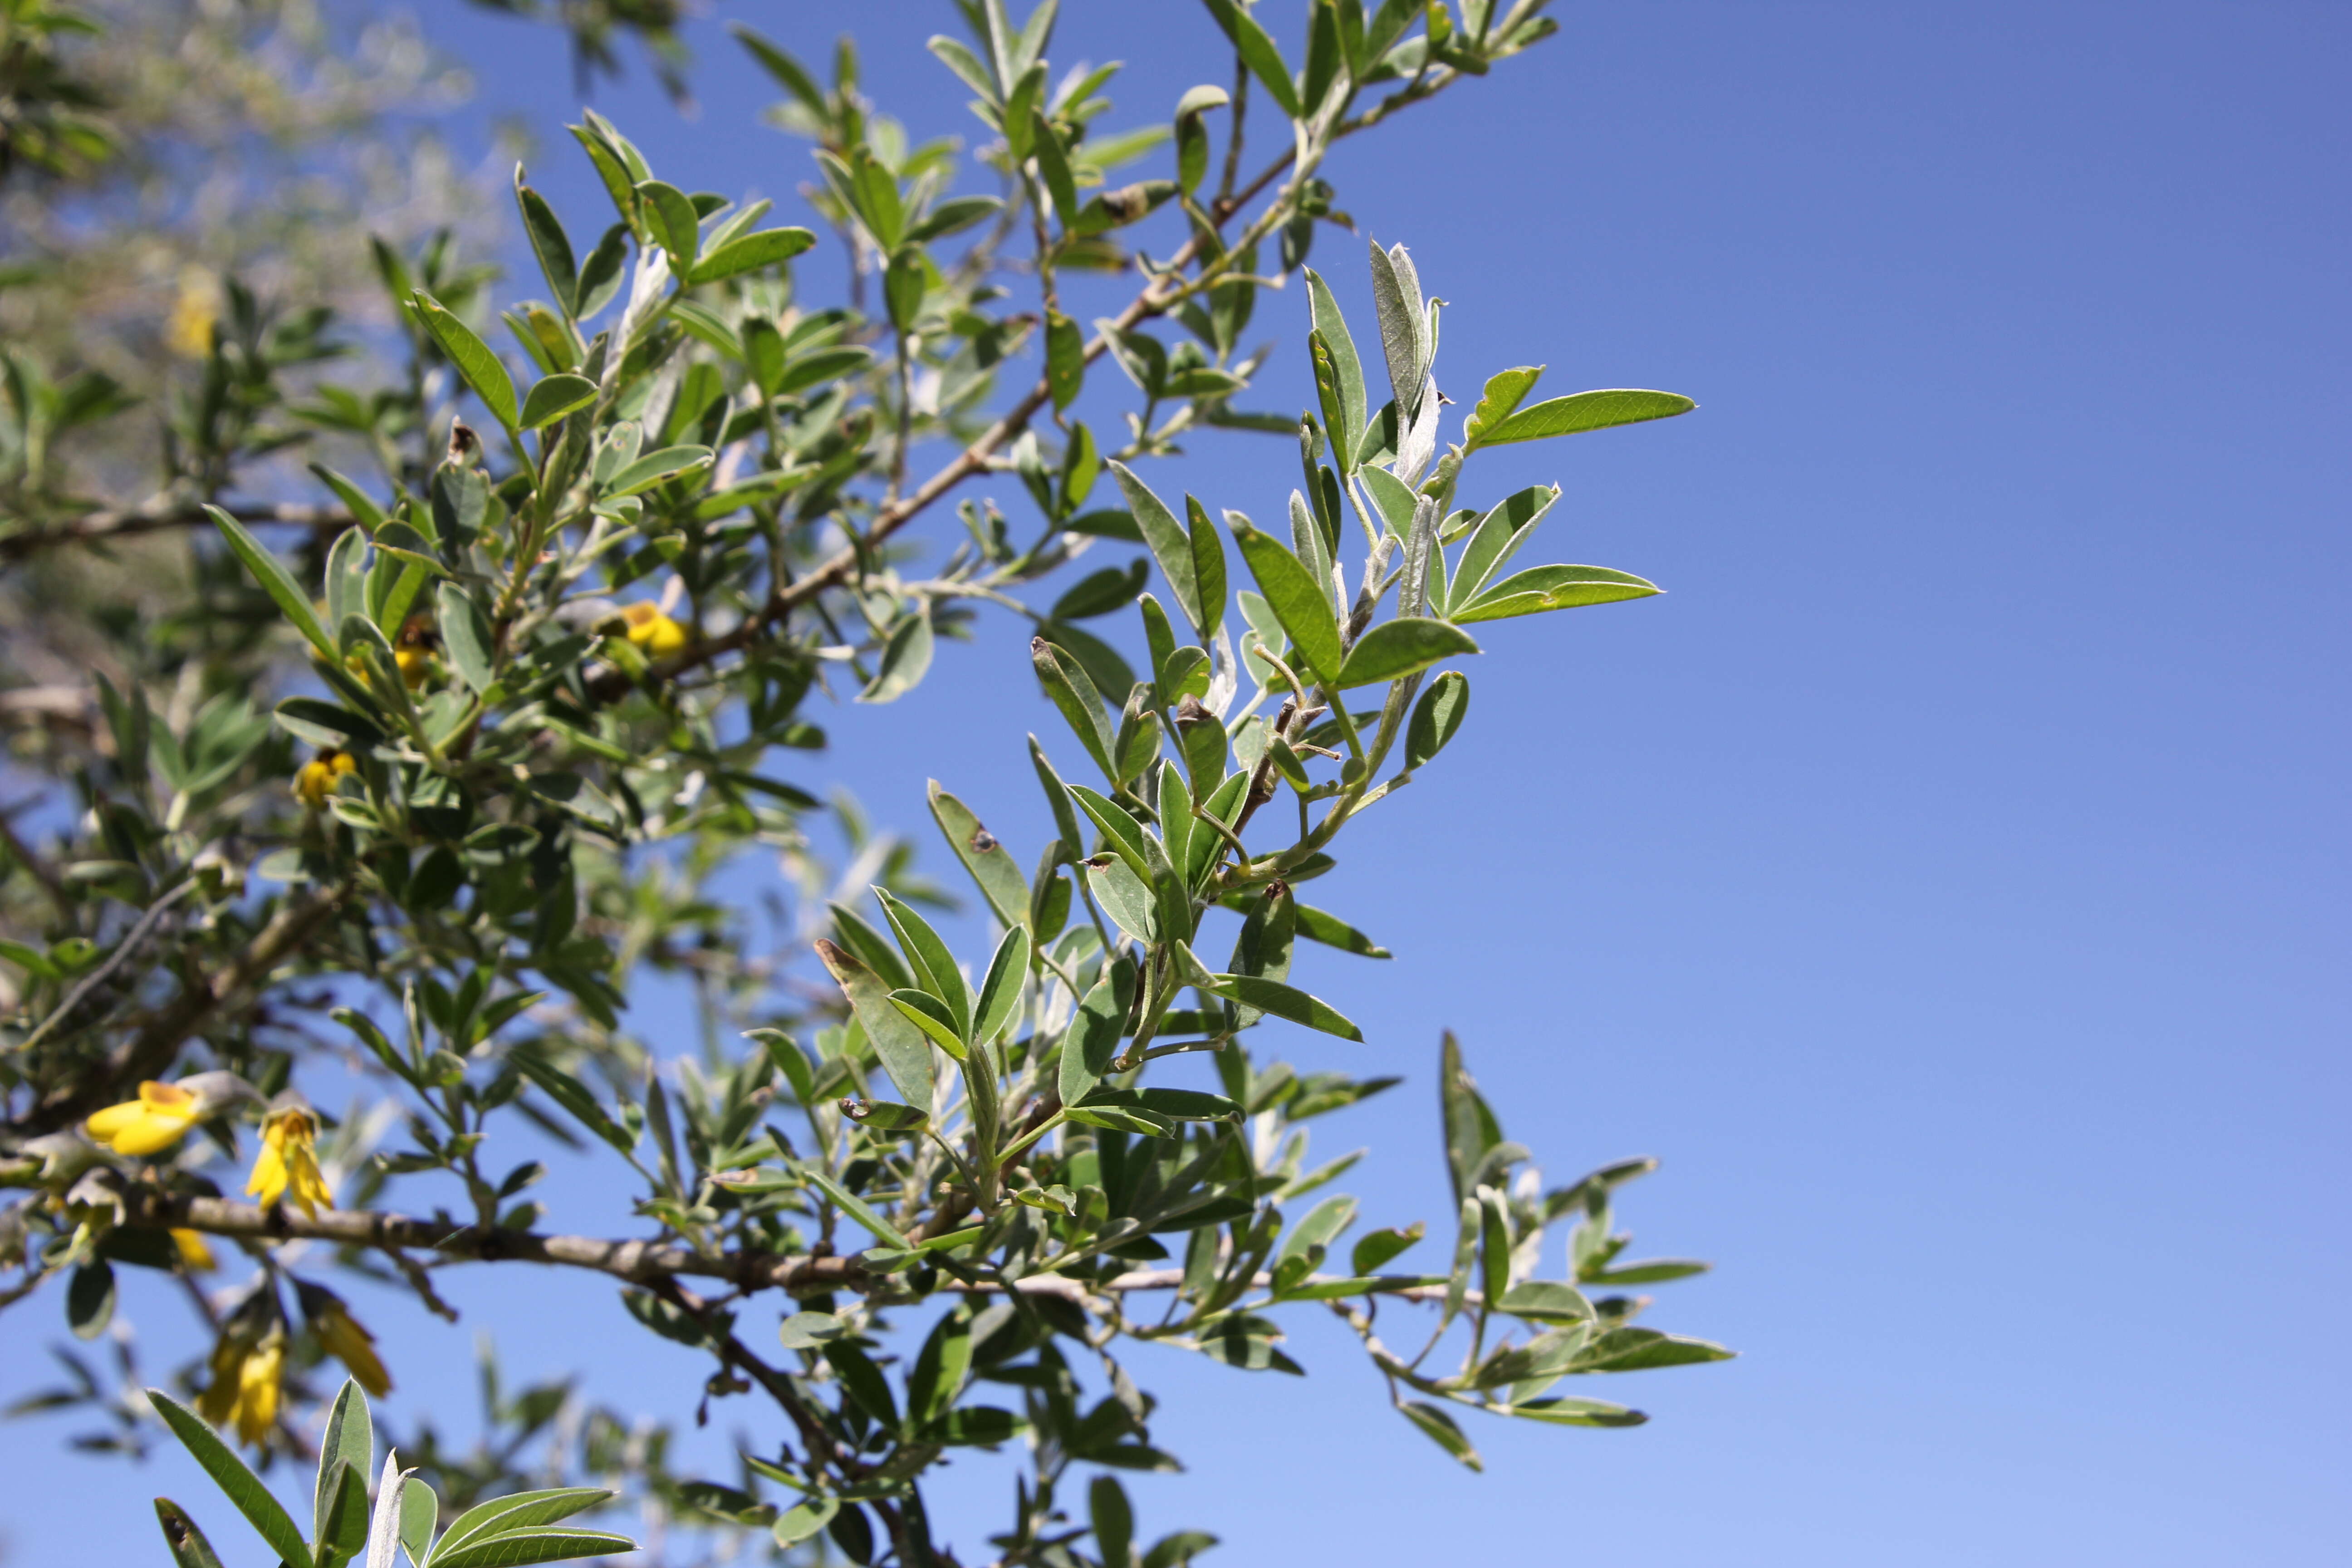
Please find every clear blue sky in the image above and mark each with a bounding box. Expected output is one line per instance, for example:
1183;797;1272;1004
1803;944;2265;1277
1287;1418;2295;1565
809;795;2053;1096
7;3;2347;1563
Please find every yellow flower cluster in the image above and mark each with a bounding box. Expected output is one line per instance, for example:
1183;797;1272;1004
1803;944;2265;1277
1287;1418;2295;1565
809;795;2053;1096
84;1080;201;1156
198;1325;284;1446
622;601;688;656
246;1106;332;1218
299;1281;392;1396
294;748;357;808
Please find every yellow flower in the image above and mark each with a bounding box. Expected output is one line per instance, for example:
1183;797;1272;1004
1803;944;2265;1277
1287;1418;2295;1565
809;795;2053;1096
622;601;688;656
85;1080;201;1157
170;1228;217;1272
306;1292;392;1396
165;268;218;359
245;1106;332;1218
395;615;438;690
197;1322;283;1444
294;749;358;808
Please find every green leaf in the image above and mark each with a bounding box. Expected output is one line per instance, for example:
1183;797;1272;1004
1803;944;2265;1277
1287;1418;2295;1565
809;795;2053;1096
1199;0;1300;117
1303;271;1366;466
1291;902;1390;958
519;373;598;431
1455;564;1662;622
1058;965;1131;1108
1496;1281;1596;1323
603;445;713;499
411;293;519;431
873;886;971;1036
1200;973;1360;1040
575;223;630;318
314;1460;369;1568
1186;496;1228;640
205;505;336;660
822;1340;901;1426
859;606;935;703
435;583;495;694
1105;461;1203;637
427;1526;637;1568
1030;636;1117;783
1365;240;1427;418
1046;310;1085;413
401;1478;440;1564
315;1381;374;1546
1502;1396;1648;1428
1033;112;1079;230
928;783;1032;933
1472;387;1695;447
906;1309;972;1430
634;180;701;270
1229;519;1341;685
973;926;1031;1045
1575;1328;1738;1372
1091;1477;1134;1568
308;464;386;530
1437;1032;1502;1208
771;1498;840;1549
1405;670;1469;770
1349;1222;1424;1275
691;227;816;283
1585;1258;1712;1285
147;1389;313;1568
1333;616;1479;688
514;172;579;317
1397;1401;1482;1472
888;990;968;1059
1461;364;1541;447
65;1259;113;1338
1356;464;1418;539
154;1499;228;1568
510;1047;638;1157
814;941;935;1111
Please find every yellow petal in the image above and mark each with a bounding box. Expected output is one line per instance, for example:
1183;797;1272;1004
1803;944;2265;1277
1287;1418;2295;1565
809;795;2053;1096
170;1229;217;1271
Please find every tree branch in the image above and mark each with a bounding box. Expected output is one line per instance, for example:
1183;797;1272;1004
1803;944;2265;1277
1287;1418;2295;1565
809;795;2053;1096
0;502;350;563
110;1191;1464;1307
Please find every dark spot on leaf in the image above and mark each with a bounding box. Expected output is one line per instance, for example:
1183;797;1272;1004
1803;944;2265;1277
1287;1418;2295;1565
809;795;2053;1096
970;828;998;853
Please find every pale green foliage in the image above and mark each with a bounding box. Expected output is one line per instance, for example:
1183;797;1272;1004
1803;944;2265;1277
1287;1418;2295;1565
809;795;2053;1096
0;4;1723;1565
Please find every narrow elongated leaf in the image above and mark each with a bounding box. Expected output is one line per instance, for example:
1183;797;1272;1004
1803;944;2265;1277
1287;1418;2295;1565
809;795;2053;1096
858;607;934;703
973;926;1031;1044
510;1047;637;1156
1397;1401;1482;1471
1461;364;1542;448
1503;1396;1648;1427
430;1490;611;1564
1450;483;1561;608
874;886;970;1035
400;1479;439;1565
514;175;579;317
1107;462;1202;635
1186;495;1228;639
1303;270;1366;465
1334;617;1479;688
206;506;335;658
155;1499;228;1568
1405;670;1469;769
411;293;518;430
1058;966;1130;1108
1453;564;1661;622
147;1390;313;1568
1199;0;1300;117
1437;1032;1501;1207
1030;637;1117;782
691;227;816;283
1575;1328;1738;1372
1365;240;1426;418
1033;112;1079;229
519;373;597;431
1228;520;1341;685
1200;973;1361;1040
427;1527;636;1568
316;1381;375;1544
316;1460;370;1568
1046;310;1085;413
928;783;1031;932
603;445;713;499
889;990;968;1059
813;940;935;1112
1474;387;1695;446
799;1164;913;1250
1356;464;1418;538
1291;902;1389;958
436;583;495;693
